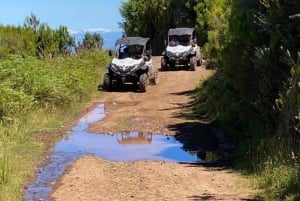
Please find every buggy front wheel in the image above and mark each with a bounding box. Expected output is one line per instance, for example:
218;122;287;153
161;57;168;71
102;73;112;91
189;57;196;71
139;73;148;92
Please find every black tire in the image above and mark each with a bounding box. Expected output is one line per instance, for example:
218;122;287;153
196;48;202;66
197;59;202;66
139;73;148;92
161;57;167;71
102;73;112;91
189;57;196;71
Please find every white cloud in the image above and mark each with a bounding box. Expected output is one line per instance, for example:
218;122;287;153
83;28;112;33
68;29;80;35
68;27;115;35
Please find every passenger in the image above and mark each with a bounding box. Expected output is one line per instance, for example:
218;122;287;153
169;36;178;47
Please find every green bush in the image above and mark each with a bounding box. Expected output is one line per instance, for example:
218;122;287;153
258;158;300;201
0;84;34;122
0;51;109;121
0;50;109;200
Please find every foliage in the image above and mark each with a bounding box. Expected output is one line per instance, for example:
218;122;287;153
194;0;232;61
120;0;232;62
120;0;199;54
0;14;75;59
0;50;109;200
23;12;40;32
257;157;300;201
37;24;75;58
0;51;109;122
77;32;104;50
0;26;37;57
0;12;110;200
193;0;300;200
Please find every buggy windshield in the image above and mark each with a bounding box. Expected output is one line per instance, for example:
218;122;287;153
168;28;195;46
115;37;150;59
115;37;149;46
168;28;194;36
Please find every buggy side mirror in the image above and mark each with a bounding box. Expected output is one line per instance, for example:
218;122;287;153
108;50;113;57
143;50;152;61
144;50;151;57
192;39;197;47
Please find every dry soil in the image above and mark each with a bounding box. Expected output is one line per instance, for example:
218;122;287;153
50;57;260;201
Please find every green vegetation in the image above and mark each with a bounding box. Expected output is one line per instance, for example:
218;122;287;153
120;0;199;54
77;32;104;50
121;0;300;200
0;52;109;201
0;14;109;200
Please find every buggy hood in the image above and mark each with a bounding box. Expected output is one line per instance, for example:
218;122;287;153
166;45;193;54
112;57;144;67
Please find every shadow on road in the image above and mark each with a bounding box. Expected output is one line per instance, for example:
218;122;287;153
166;88;237;168
188;194;264;201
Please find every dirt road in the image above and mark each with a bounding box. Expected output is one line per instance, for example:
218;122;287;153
50;57;260;200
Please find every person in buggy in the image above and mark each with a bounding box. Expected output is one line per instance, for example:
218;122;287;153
169;36;178;47
121;47;130;58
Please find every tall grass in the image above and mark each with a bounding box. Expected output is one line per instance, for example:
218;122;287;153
0;50;109;200
255;152;300;201
193;68;300;200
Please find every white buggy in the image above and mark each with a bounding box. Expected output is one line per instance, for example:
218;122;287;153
161;28;202;71
102;37;158;92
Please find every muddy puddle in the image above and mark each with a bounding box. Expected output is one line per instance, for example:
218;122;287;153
25;104;200;201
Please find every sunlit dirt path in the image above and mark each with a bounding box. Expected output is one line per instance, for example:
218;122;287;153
50;57;260;201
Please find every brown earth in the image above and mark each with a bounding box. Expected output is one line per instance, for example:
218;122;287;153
50;57;261;201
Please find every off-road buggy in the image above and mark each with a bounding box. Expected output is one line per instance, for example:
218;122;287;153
102;37;158;92
161;28;202;71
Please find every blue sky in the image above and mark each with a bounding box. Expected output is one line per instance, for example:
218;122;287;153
0;0;123;32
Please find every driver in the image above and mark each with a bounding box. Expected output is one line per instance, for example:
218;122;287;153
122;47;130;58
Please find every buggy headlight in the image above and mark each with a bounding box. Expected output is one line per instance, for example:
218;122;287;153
110;63;118;72
131;64;140;71
166;51;174;57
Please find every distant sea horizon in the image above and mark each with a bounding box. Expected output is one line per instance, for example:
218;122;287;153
70;29;123;50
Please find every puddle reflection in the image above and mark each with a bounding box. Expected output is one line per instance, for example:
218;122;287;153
117;132;152;144
25;104;199;201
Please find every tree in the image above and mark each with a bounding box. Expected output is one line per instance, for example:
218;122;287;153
37;24;75;58
54;26;75;55
0;25;37;57
120;0;198;55
194;0;232;64
36;23;56;58
24;13;40;32
78;32;104;50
